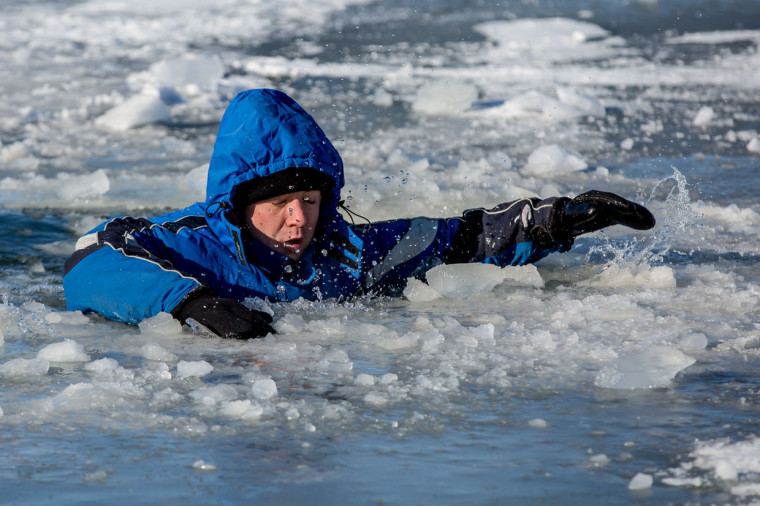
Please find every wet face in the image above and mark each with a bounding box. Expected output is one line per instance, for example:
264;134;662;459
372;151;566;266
244;190;322;261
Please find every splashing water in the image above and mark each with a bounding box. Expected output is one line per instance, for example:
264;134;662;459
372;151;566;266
588;167;699;272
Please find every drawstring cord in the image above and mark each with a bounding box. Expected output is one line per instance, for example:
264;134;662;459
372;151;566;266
338;200;371;229
205;201;230;218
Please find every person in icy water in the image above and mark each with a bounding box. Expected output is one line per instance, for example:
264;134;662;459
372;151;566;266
63;89;656;339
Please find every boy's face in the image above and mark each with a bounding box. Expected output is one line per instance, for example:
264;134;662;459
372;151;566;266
244;190;322;261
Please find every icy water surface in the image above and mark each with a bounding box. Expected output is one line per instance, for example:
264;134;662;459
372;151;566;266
2;0;760;504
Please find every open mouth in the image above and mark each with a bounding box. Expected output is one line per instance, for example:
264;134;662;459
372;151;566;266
281;239;302;252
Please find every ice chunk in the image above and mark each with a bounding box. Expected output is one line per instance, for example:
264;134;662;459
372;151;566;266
582;264;676;289
176;360;213;378
589;454;610;467
424;263;509;298
139;312;183;336
475;18;610;50
678;333;708;352
84;357;119;375
148;55;224;90
0;357;49;377
355;373;376;386
363;392;388;406
628;473;653;490
502;264;544;288
412;81;478;115
38;340;90;362
556;87;606;118
403;278;442;302
620;138;635;150
142;343;178;362
44;311;89;325
693;106;714;127
192;460;217;472
594;346;696;389
380;373;398;384
55;169;110;200
529;418;548;428
95;94;171;131
693;437;760;481
220;400;263;421
316;349;353;373
747;137;760;153
83;470;109;483
189;384;237;406
522;144;587;177
252;378;278;400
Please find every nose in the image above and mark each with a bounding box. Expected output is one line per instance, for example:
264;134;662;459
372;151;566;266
286;199;308;226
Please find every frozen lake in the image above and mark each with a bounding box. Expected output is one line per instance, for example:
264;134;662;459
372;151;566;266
2;0;760;503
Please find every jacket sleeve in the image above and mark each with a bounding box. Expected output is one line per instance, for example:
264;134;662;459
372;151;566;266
355;197;570;294
63;217;203;325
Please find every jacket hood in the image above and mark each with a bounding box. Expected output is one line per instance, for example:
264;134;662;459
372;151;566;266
205;89;344;215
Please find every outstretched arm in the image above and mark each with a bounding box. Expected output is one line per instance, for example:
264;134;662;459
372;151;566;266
446;191;655;265
355;191;655;293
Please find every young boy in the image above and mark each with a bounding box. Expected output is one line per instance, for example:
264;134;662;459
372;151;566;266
63;89;655;339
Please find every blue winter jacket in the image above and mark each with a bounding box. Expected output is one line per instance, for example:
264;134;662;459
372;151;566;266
63;89;564;325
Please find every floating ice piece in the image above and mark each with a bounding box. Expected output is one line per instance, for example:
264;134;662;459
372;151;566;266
693;106;715;127
748;137;760;153
620;138;635;150
581;264;676;289
148;55;224;90
252;378;278;400
192;460;217;472
0;357;49;377
220;399;263;421
84;357;119;375
139;312;183;336
522;144;587;177
693;437;760;481
38;340;90;362
176;360;213;378
424;263;506;298
95;94;171;131
56;169;110;201
529;418;548;428
355;373;376;386
475;18;610;50
83;470;109;483
190;384;237;406
594;346;695;389
412;81;478;115
142;343;178;362
363;392;388;406
556;87;606;118
44;311;88;325
628;473;654;490
403;278;442;302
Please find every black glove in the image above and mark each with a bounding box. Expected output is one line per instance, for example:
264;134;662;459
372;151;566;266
172;290;275;339
550;190;656;243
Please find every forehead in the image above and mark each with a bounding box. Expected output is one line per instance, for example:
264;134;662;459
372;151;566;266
254;189;322;205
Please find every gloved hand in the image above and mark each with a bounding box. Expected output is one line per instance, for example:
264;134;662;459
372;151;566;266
550;190;656;242
172;290;275;339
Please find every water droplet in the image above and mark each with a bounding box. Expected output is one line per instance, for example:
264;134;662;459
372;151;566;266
284;265;293;273
383;176;391;183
